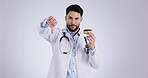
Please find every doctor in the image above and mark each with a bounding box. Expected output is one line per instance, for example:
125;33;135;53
38;4;100;78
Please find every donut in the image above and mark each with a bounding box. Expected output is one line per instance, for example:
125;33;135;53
83;29;92;34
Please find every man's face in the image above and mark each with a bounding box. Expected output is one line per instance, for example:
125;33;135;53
65;11;83;32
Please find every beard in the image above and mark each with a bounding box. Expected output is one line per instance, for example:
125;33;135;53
67;24;80;32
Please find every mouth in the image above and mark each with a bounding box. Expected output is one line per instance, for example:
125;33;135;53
69;25;76;28
70;25;77;27
67;24;79;32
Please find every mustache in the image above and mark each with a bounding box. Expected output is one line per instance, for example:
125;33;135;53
69;24;77;26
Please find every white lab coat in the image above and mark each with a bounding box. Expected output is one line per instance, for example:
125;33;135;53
38;22;100;78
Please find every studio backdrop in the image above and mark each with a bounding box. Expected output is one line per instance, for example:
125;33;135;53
0;0;148;78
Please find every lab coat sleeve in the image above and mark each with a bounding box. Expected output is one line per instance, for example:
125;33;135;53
88;48;101;69
38;19;60;44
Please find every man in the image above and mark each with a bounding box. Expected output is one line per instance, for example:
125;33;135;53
38;4;100;78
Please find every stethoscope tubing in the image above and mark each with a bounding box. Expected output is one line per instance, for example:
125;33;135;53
59;32;72;54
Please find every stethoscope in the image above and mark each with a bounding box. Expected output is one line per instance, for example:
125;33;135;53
59;32;72;54
59;31;89;54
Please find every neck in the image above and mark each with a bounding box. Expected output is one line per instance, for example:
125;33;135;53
73;28;80;36
73;28;80;34
66;28;80;36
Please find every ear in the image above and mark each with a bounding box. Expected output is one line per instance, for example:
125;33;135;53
80;17;83;22
65;16;67;21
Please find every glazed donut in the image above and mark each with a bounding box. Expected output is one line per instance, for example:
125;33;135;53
83;29;92;34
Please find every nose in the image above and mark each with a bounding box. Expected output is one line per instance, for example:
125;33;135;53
71;19;76;25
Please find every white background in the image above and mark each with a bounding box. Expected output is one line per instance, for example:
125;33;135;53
0;0;148;78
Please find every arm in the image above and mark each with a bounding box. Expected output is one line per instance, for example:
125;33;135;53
88;48;100;69
38;16;59;44
86;32;100;69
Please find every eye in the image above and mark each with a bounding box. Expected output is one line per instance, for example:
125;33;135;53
68;16;73;19
75;18;79;20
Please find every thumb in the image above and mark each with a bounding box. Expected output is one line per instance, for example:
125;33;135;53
50;26;54;33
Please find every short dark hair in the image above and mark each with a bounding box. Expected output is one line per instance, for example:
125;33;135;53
66;4;83;16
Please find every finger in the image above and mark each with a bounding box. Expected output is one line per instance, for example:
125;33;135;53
48;16;53;20
88;32;95;39
87;35;94;41
51;22;57;27
52;20;57;26
88;32;94;37
50;18;56;23
87;36;93;42
47;16;52;23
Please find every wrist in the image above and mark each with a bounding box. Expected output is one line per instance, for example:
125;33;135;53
90;46;95;50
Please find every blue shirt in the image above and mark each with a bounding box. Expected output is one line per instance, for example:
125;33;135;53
66;28;79;78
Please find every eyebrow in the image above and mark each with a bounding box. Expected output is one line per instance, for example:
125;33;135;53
68;16;79;19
